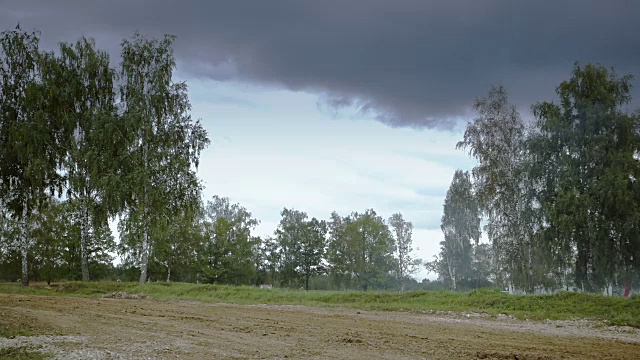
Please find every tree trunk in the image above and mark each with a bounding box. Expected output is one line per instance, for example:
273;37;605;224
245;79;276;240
80;196;91;282
447;258;456;291
399;259;405;293
21;242;29;287
166;262;171;283
305;272;309;291
139;153;150;285
20;201;29;287
526;234;534;294
139;228;149;285
452;272;456;291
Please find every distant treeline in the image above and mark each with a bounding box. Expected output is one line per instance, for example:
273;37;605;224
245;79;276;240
0;192;433;291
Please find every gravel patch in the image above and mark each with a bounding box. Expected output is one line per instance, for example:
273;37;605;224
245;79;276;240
0;335;127;359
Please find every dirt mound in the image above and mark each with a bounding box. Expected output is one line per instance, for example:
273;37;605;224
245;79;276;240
101;292;147;300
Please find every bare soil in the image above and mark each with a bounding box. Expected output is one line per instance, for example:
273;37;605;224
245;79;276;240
1;294;639;359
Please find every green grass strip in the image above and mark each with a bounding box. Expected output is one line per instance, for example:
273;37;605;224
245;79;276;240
1;282;638;328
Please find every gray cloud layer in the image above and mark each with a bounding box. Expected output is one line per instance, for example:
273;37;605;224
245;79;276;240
1;0;639;128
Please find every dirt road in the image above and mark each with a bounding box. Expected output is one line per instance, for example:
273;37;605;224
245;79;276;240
1;294;639;359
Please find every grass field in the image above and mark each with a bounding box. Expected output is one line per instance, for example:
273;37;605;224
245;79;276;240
1;281;638;328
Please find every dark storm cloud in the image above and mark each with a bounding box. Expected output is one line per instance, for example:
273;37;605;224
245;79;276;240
1;0;639;128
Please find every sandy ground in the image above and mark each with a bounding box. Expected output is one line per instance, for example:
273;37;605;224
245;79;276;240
1;294;639;359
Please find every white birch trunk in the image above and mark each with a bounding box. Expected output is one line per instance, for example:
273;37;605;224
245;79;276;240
20;201;29;287
80;195;91;281
139;228;149;285
20;241;28;287
139;138;150;285
447;258;456;291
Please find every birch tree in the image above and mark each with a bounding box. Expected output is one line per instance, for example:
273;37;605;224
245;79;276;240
438;170;480;290
530;63;640;291
54;37;119;281
0;26;67;286
388;212;420;292
457;85;537;292
118;32;209;285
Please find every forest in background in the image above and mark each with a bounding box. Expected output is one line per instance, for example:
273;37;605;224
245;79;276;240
1;26;639;295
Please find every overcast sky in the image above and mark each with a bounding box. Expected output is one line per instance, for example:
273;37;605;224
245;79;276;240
2;1;639;280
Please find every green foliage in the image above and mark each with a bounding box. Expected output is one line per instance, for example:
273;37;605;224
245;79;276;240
150;208;202;283
0;25;69;286
328;209;396;291
117;32;209;285
435;170;481;290
457;85;541;292
54;36;119;281
197;196;260;285
0;27;208;287
470;243;495;288
29;197;115;283
256;235;280;285
450;66;640;293
0;26;67;211
530;63;640;291
388;213;420;292
275;208;327;290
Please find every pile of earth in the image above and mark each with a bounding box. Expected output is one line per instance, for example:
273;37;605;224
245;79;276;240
101;292;147;300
